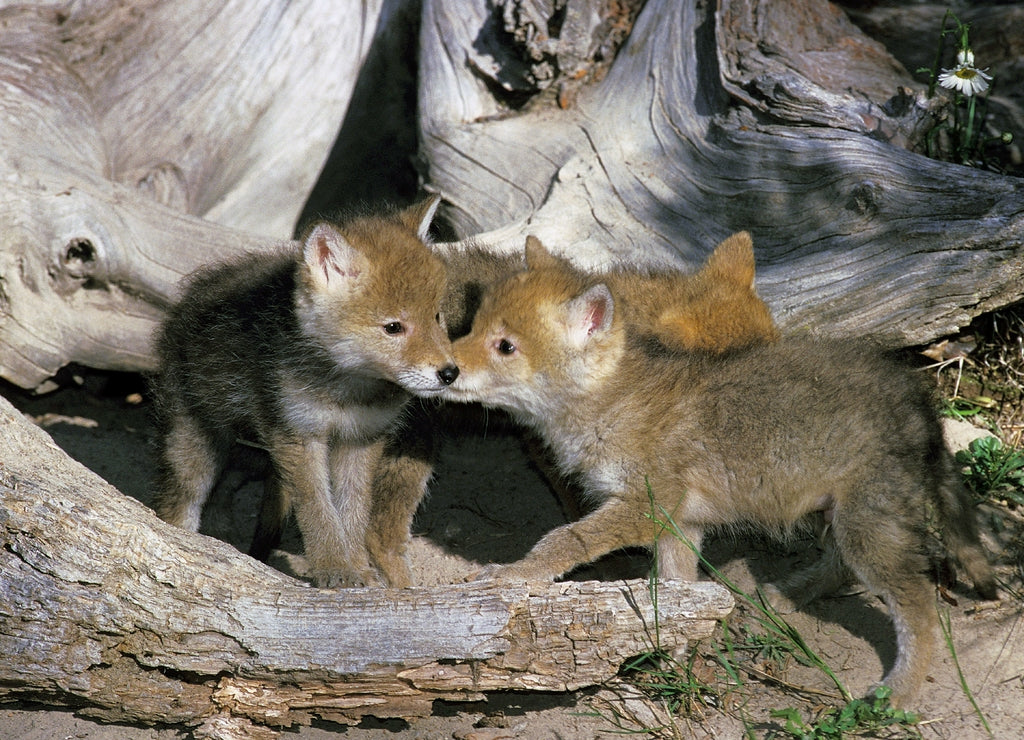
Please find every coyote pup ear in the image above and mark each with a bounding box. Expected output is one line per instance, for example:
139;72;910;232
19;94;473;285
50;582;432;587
563;284;614;348
704;231;755;288
525;235;571;272
399;195;441;243
303;223;365;289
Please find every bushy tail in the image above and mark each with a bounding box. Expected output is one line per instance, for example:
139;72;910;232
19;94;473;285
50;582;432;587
934;448;998;600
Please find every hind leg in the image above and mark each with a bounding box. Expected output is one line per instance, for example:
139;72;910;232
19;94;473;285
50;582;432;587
249;473;288;562
935;455;998;599
765;536;855;613
832;506;937;706
867;574;937;708
152;412;223;531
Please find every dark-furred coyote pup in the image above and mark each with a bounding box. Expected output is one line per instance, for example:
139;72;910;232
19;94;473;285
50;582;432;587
152;198;457;588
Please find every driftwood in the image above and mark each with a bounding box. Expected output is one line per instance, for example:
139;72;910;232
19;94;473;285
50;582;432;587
0;393;733;734
0;0;381;391
0;0;1022;732
421;0;1024;345
3;1;1024;393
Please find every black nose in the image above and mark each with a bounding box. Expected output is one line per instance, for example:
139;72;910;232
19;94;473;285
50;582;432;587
438;365;459;385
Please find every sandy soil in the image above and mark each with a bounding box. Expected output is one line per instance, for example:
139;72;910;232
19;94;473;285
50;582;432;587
1;370;1022;739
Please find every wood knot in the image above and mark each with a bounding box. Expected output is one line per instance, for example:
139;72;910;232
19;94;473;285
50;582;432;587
58;236;103;290
64;237;96;267
846;181;881;217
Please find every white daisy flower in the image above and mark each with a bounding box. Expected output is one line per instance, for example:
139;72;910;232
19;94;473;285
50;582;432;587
938;48;992;96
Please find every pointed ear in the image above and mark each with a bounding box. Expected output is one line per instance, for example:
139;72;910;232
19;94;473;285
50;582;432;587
525;235;571;271
704;231;755;288
563;284;614;348
399;195;441;242
303;223;364;289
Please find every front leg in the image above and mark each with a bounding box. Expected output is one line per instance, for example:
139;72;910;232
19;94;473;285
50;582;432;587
267;435;380;588
655;524;703;582
477;494;656;582
365;451;432;588
325;438;388;587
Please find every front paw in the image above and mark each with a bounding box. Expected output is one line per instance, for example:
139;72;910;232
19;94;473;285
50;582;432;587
311;565;384;589
469;562;556;583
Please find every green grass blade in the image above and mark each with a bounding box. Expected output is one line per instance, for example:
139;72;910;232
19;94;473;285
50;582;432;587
939;607;993;736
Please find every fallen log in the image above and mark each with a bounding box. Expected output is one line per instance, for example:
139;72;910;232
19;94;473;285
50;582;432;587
420;0;1024;345
0;393;733;735
0;0;382;391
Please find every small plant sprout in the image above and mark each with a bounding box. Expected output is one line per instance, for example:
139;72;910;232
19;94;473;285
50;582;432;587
955;435;1024;508
769;687;921;740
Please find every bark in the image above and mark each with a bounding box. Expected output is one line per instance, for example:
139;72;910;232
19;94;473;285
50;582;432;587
4;1;1023;732
0;0;381;391
420;0;1024;345
0;394;732;735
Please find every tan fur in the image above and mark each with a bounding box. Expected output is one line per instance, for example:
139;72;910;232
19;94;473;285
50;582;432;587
652;231;781;351
420;233;781;524
364;405;438;588
445;248;996;705
523;232;779;352
352;230;776;584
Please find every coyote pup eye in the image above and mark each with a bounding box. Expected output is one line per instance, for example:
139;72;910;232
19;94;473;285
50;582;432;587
497;339;516;355
383;321;405;335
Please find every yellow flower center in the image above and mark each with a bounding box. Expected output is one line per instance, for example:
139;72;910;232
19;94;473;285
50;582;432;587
955;68;978;80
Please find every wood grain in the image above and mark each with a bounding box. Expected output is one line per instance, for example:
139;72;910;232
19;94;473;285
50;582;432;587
420;0;1024;344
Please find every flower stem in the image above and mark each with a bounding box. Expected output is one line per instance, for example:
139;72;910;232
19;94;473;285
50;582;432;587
964;94;977;164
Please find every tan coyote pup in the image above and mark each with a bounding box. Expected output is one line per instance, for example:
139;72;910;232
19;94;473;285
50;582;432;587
444;240;996;704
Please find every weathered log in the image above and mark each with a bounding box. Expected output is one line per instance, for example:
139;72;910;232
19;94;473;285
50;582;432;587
49;0;381;237
0;393;733;733
0;0;383;391
842;2;1024;134
420;0;1024;344
3;0;1024;392
0;170;289;391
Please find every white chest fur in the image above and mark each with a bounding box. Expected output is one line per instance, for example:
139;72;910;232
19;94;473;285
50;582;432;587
280;377;408;442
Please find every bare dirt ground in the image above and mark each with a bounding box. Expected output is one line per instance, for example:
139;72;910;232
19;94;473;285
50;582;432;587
1;369;1022;739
